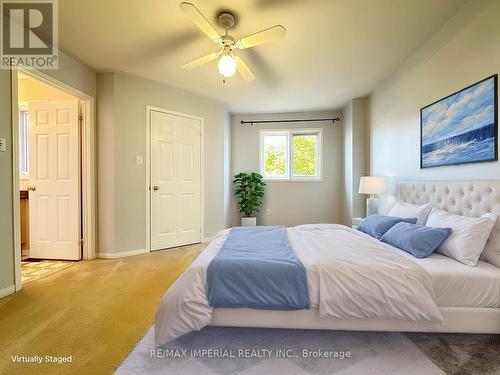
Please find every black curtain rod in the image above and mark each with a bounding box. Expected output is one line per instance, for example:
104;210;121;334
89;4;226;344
240;117;341;125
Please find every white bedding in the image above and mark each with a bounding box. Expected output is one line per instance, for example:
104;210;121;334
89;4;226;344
155;224;443;346
416;254;500;308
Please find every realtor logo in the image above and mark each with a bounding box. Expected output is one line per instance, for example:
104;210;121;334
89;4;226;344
1;0;58;69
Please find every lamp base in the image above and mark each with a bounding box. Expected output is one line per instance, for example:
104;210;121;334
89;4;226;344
366;197;379;216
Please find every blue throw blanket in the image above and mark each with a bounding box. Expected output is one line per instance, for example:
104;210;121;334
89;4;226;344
207;226;310;310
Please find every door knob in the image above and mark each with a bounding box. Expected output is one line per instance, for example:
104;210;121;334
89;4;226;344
153;185;159;191
27;186;36;191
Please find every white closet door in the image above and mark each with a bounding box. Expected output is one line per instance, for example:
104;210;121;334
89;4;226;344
28;100;81;260
150;110;201;250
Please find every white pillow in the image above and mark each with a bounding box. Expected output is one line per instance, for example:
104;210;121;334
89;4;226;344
425;208;496;266
388;201;433;225
481;213;500;267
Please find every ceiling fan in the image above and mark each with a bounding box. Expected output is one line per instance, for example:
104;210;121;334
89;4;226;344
179;2;286;81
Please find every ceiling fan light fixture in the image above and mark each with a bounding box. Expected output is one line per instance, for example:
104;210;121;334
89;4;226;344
218;54;236;78
179;3;286;82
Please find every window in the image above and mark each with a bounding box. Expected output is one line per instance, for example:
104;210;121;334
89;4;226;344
260;129;322;181
262;132;289;179
19;110;29;179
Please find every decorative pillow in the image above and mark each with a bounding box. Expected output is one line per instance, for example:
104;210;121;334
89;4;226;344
388;201;433;225
357;214;417;240
480;213;500;267
425;208;496;266
380;222;452;258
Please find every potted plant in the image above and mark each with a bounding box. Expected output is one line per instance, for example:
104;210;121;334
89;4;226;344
233;172;266;226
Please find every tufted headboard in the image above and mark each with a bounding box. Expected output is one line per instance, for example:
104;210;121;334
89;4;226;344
398;181;500;218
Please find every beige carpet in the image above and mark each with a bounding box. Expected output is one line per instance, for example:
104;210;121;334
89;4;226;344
0;244;204;375
21;260;76;284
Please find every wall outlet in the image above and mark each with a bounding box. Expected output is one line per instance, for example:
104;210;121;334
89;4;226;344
0;138;6;152
136;155;143;165
266;208;271;215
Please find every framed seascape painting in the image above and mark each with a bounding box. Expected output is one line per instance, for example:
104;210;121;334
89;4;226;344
420;75;498;168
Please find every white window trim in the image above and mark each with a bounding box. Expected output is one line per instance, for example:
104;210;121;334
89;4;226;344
259;128;323;182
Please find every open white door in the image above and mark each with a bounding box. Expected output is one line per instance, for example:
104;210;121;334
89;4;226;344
150;110;201;251
28;100;81;260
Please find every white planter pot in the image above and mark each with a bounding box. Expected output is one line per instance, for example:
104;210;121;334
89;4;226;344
241;217;257;227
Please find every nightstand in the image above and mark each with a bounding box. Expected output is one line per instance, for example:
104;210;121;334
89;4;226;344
351;217;364;229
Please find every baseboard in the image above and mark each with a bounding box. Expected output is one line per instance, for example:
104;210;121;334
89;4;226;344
0;285;16;299
97;248;149;259
98;239;213;258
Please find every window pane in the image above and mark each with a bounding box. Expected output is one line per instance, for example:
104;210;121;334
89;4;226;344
263;134;287;178
293;134;317;176
19;111;29;176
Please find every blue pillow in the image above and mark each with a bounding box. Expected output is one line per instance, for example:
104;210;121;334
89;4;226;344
357;214;417;239
380;222;452;258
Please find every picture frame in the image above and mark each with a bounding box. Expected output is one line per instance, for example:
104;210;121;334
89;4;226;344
420;74;498;168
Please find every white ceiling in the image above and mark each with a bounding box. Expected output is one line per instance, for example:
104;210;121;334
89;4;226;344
59;0;466;112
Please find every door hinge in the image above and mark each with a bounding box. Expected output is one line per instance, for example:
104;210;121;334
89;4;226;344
78;114;83;122
79;238;85;246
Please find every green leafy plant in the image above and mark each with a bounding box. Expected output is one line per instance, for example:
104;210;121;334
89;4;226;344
233;172;266;217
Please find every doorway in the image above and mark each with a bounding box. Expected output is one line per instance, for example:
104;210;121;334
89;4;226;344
18;73;81;261
146;106;204;251
12;69;96;290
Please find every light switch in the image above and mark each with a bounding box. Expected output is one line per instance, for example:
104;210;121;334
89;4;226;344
0;138;6;152
136;155;143;165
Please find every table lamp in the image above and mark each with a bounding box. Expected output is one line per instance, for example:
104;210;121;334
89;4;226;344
359;176;386;216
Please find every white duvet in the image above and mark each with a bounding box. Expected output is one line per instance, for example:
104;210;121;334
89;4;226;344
155;224;443;346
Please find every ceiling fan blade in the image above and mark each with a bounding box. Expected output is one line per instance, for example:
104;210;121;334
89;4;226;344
181;52;220;70
236;25;286;49
235;56;256;81
179;2;221;42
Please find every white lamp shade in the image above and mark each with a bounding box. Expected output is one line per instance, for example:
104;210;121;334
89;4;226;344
218;55;236;77
359;176;386;195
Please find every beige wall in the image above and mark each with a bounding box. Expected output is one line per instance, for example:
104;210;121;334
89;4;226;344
223;110;232;228
343;98;369;224
352;98;369;219
18;76;75;102
41;51;96;97
96;71;230;253
369;0;500;213
96;73;116;254
231;111;343;227
0;70;14;292
343;103;353;224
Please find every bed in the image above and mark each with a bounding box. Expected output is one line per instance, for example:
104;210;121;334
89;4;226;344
155;181;500;346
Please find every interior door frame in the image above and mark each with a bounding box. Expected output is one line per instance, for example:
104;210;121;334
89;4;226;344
11;68;97;291
145;105;204;252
